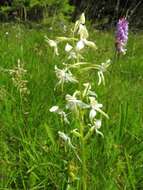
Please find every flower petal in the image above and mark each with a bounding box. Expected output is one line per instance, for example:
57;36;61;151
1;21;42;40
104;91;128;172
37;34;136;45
89;109;97;121
49;106;59;112
65;43;73;52
76;40;85;51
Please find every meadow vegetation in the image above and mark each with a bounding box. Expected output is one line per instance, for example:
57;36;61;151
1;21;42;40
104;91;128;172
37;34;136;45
0;18;143;189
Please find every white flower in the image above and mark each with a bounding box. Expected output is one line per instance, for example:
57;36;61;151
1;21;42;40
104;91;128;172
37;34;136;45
49;106;59;112
74;13;85;33
55;66;78;85
66;91;89;111
45;36;59;56
78;24;89;40
76;40;85;51
89;97;103;110
65;43;73;52
76;39;97;51
58;131;75;148
94;119;102;129
68;51;77;60
68;51;84;60
89;120;104;137
58;131;70;141
89;109;97;121
98;59;111;85
89;97;109;121
49;106;69;124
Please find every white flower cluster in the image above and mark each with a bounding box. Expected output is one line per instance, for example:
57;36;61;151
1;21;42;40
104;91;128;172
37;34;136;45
47;13;110;148
50;82;108;142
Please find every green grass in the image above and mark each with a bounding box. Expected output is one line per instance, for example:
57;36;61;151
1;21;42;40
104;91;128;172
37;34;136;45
0;23;143;190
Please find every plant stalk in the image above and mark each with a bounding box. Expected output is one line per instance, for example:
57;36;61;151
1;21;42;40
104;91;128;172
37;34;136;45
80;122;87;190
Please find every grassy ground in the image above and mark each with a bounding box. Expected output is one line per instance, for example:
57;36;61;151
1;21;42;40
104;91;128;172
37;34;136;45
0;23;143;190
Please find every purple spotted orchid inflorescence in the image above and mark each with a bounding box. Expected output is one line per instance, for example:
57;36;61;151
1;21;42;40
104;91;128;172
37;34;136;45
115;18;129;54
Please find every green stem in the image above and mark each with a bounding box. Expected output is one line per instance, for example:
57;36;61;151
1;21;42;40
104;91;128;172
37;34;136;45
80;122;87;190
61;82;64;93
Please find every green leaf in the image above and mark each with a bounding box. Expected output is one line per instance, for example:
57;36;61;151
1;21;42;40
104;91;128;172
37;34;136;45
44;123;55;146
